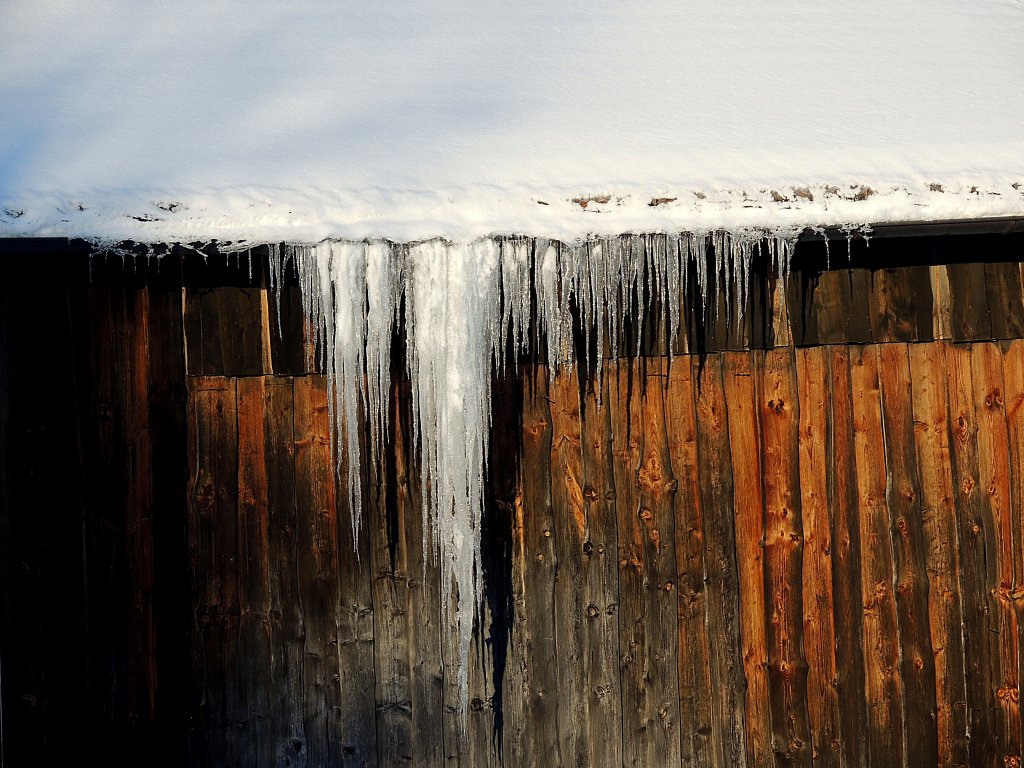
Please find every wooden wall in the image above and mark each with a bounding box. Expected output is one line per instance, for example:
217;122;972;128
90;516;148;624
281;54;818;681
3;232;1024;766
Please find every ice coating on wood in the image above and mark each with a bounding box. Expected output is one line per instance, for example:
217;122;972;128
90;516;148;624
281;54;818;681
269;230;794;713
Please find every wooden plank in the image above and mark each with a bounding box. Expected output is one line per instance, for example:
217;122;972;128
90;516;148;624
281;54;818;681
947;263;993;341
268;284;311;375
930;265;954;340
849;346;906;767
236;377;275;766
84;286;133;747
183;287;205;375
985;262;1024;340
1002;339;1024;766
578;371;625;768
793;346;842;765
332;388;379;766
693;354;748;766
145;280;192;764
908;342;970;766
370;381;443;767
757;347;812;765
666;355;714;767
721;351;772;766
613;358;682;766
876;344;939;764
869;266;933;342
972;343;1022;765
945;342;999;765
185;287;269;376
187;377;240;763
292;376;343;766
121;288;159;752
814;269;872;345
548;368;589;765
787;271;820;347
503;368;559;766
261;377;308;768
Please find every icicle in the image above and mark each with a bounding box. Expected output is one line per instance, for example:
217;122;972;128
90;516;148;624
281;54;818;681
283;228;802;718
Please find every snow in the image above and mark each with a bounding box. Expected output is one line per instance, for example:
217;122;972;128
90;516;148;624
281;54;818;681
2;0;1023;241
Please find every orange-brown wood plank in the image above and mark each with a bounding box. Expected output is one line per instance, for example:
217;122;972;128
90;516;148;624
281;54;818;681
758;347;812;765
794;346;842;766
971;342;1021;764
261;377;308;767
693;355;748;765
292;376;345;766
549;367;624;767
722;351;772;766
610;358;682;767
945;343;1001;765
849;346;906;767
825;348;868;766
548;369;590;765
908;342;970;765
666;357;715;766
876;343;939;764
1002;339;1024;764
236;377;275;767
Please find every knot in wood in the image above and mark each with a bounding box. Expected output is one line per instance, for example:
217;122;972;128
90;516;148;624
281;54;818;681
768;398;785;413
471;697;485;711
543;529;551;538
639;507;653;521
586;603;600;618
583;483;599;502
896;517;909;533
1005;755;1021;768
998;685;1020;703
582;541;594;555
663;581;673;592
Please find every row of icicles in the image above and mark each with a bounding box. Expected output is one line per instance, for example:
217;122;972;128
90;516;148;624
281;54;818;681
267;231;795;714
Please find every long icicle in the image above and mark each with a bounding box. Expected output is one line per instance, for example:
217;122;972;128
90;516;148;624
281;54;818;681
275;230;795;715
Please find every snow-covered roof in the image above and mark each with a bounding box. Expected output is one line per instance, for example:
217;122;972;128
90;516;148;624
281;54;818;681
2;0;1022;242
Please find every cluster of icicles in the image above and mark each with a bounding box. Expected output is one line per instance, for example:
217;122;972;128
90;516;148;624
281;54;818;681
267;231;794;712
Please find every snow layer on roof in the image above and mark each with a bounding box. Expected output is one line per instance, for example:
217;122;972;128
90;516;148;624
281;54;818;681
2;0;1023;242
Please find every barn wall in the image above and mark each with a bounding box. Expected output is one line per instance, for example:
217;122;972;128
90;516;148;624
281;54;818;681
2;233;1024;766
